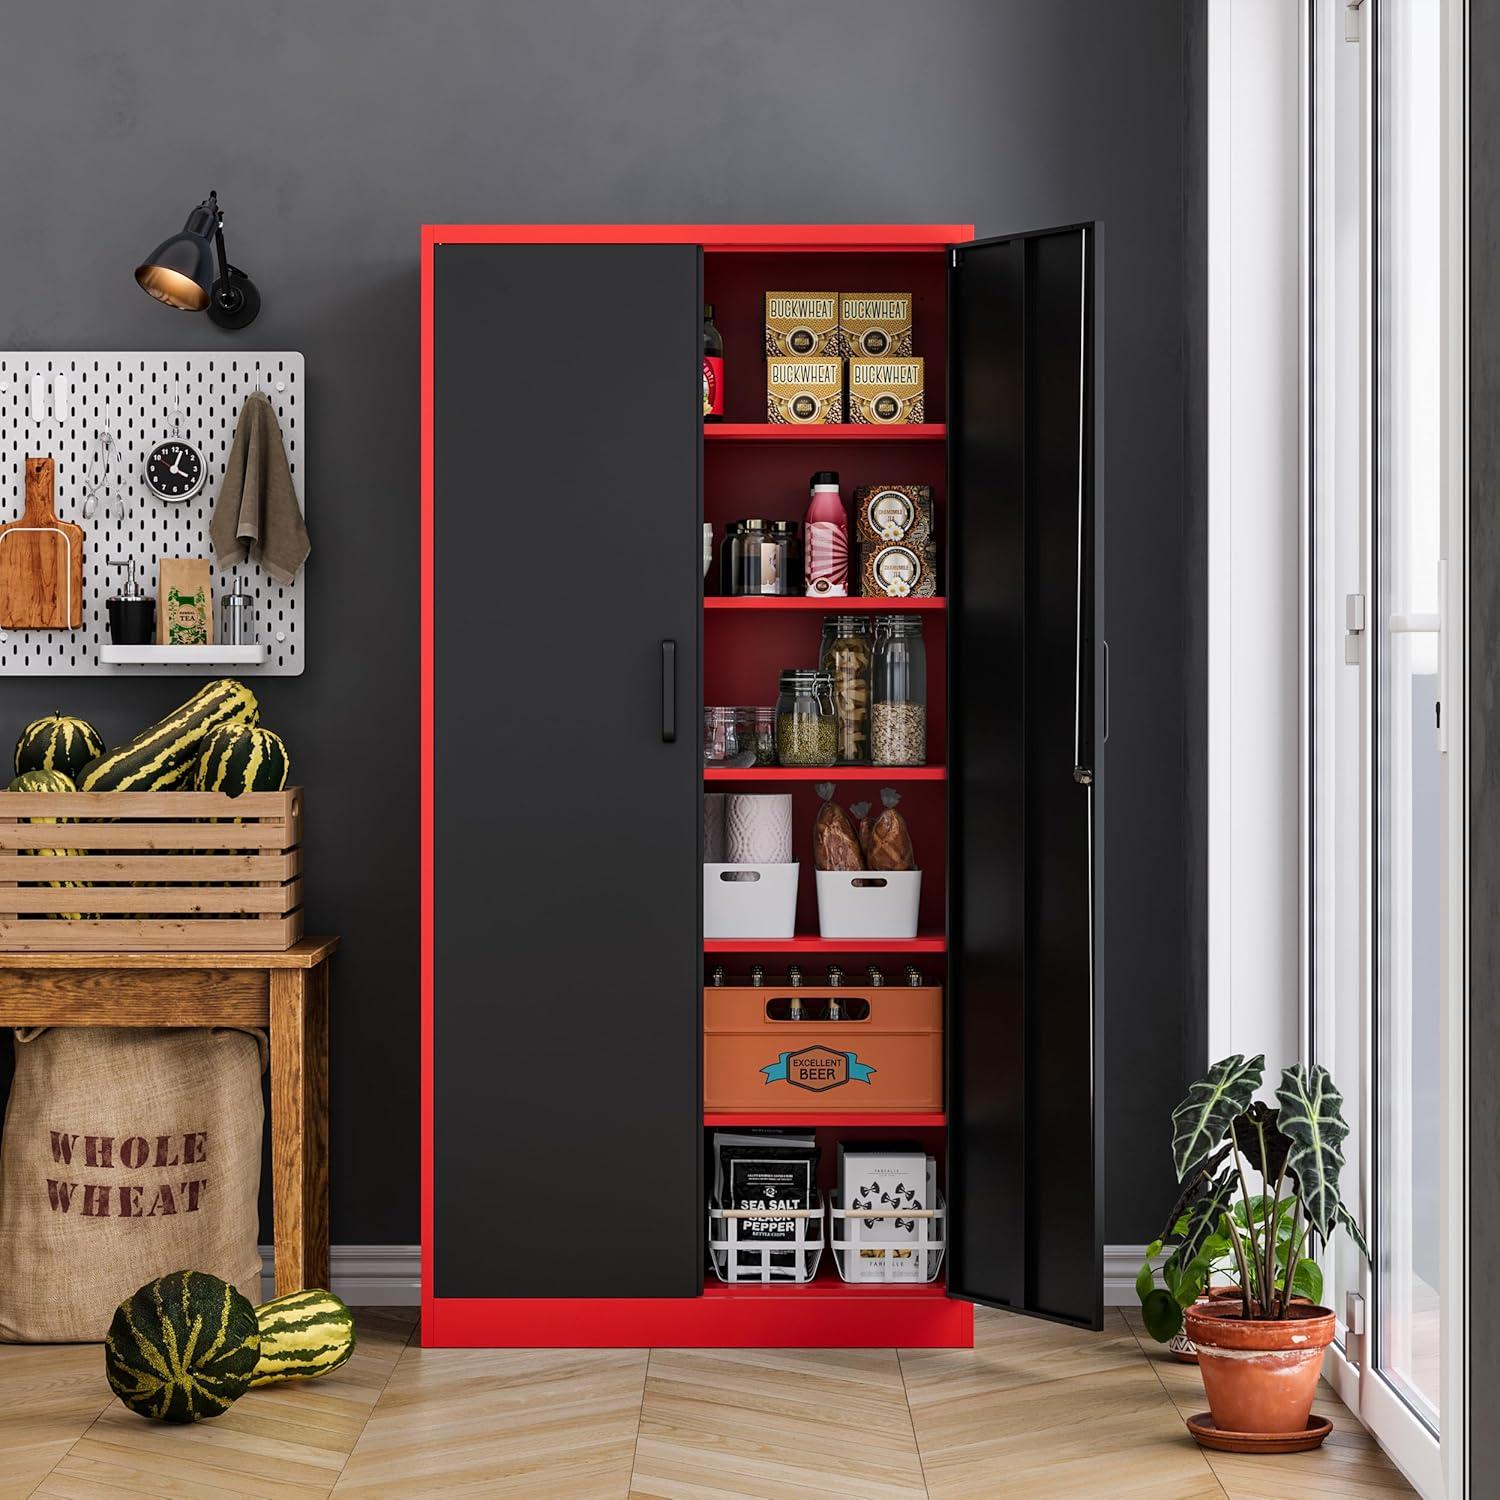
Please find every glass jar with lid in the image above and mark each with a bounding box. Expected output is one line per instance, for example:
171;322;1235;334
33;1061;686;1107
871;615;927;765
703;706;741;763
774;669;838;767
735;706;778;766
819;614;873;763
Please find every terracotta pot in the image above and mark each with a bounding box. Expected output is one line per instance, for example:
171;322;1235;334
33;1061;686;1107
1184;1303;1336;1435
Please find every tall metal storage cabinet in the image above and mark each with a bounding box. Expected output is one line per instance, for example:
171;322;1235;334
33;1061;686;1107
421;224;1104;1348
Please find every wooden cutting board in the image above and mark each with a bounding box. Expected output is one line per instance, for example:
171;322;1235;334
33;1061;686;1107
0;457;84;629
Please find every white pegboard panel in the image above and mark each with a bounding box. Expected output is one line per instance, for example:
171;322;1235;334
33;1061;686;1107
0;352;305;676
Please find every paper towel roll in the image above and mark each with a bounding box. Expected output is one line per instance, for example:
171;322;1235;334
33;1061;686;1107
704;793;727;862
725;793;794;864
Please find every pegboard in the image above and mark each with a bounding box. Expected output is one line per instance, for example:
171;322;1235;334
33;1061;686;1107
0;352;305;676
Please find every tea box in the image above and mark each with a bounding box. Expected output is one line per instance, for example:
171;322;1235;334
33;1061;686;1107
859;540;938;598
852;484;934;546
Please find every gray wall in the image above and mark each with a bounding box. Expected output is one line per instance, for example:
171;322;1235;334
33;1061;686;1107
0;0;1194;1247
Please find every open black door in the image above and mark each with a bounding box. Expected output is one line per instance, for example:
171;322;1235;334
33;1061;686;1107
948;224;1104;1328
432;242;703;1298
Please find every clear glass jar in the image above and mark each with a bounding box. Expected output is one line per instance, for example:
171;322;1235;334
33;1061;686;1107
819;614;872;763
703;706;740;763
735;706;778;766
774;669;838;767
871;615;927;765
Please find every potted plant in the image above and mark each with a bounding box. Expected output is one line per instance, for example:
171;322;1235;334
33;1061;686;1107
1136;1054;1368;1440
1138;1196;1323;1361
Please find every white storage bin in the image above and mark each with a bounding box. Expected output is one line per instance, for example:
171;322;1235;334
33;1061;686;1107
704;862;799;940
815;869;922;940
830;1193;947;1284
709;1196;825;1283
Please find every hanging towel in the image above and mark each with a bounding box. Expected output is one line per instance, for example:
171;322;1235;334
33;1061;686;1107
210;392;310;585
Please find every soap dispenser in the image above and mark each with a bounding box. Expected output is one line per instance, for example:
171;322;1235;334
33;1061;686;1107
107;558;154;645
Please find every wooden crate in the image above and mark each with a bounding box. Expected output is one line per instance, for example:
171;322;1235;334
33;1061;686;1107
0;787;303;952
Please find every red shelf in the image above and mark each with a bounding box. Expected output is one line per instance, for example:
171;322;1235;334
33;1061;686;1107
706;423;946;443
705;1111;947;1128
705;596;945;612
704;765;945;783
704;934;946;955
703;1264;951;1300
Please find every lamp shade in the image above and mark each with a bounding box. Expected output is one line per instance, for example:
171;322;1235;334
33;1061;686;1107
134;203;217;311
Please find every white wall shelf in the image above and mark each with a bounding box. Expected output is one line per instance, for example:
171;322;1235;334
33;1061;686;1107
98;643;268;666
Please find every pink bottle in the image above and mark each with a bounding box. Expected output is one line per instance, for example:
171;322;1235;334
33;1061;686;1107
804;470;848;597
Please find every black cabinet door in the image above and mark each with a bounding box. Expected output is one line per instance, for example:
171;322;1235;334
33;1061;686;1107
432;243;702;1299
948;224;1104;1329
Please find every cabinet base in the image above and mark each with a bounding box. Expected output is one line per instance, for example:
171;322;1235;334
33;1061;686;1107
423;1290;974;1348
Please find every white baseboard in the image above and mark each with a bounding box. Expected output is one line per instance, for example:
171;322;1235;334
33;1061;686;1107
260;1244;1148;1311
259;1245;421;1305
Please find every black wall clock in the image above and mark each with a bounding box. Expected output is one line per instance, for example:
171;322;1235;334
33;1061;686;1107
144;436;206;503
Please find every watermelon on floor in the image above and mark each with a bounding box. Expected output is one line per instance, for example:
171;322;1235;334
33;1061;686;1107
104;1270;261;1423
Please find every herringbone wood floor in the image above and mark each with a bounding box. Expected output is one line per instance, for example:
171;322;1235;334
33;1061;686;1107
0;1305;1415;1498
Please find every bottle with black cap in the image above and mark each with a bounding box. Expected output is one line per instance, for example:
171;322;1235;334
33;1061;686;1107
107;558;155;645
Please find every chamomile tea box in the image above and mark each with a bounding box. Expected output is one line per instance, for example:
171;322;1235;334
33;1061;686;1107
767;358;845;425
839;293;913;358
765;292;840;357
848;357;925;424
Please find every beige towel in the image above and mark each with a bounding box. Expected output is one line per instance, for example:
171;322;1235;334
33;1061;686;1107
210;392;310;585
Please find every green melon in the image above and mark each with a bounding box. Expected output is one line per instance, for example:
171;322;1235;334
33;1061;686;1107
104;1271;261;1423
14;713;104;781
249;1289;356;1386
194;723;290;797
6;769;82;916
79;680;258;792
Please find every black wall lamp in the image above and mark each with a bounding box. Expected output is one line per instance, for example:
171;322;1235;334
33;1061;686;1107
135;190;261;329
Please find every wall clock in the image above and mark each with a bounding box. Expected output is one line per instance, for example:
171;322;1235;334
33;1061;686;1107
144;387;206;503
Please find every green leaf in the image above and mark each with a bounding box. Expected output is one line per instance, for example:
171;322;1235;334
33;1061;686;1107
1336;1199;1371;1263
1171;1054;1265;1178
1292;1257;1324;1304
1275;1063;1352;1237
1232;1100;1292;1183
1136;1241;1163;1304
1161;1171;1236;1299
1141;1287;1184;1343
1162;1142;1233;1237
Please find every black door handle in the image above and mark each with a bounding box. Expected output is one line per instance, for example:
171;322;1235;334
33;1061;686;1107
661;639;677;742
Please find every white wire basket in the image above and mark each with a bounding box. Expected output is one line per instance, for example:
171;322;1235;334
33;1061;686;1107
708;1195;825;1284
830;1193;947;1284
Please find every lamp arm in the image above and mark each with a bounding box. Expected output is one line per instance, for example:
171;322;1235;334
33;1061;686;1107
206;191;233;296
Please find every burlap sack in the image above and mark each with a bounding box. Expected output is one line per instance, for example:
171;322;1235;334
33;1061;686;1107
0;1027;266;1342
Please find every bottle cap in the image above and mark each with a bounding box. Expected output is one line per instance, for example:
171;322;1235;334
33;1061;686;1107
811;470;839;488
704;303;715;319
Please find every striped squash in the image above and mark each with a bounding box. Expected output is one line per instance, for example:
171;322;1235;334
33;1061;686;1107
194;723;290;797
79;680;258;792
14;713;104;781
104;1271;261;1423
249;1289;356;1386
7;768;83;917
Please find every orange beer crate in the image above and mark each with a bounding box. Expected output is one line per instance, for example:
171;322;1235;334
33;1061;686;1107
0;787;304;952
704;984;942;1112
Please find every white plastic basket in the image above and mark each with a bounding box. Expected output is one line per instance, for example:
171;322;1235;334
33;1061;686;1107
708;1195;825;1283
704;861;799;940
815;869;922;940
830;1192;947;1284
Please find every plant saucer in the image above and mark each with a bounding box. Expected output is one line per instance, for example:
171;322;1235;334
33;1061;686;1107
1186;1412;1333;1454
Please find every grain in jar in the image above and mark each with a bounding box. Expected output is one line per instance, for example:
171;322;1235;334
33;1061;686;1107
775;668;838;767
871;615;927;765
819;614;872;764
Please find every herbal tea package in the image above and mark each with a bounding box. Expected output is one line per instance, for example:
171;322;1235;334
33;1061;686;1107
156;557;213;645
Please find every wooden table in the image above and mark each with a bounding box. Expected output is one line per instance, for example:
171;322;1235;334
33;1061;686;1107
0;936;337;1296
